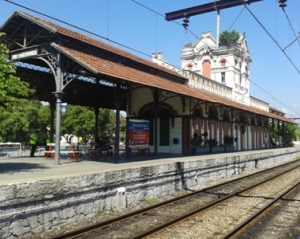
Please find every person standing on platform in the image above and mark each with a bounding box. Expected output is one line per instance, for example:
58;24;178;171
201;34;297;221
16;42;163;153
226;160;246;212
30;130;38;157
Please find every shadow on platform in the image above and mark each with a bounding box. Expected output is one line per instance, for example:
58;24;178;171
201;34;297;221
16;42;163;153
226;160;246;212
0;162;47;174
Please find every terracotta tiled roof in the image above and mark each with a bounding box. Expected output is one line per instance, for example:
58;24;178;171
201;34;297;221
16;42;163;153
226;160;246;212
51;43;296;124
269;106;285;115
2;11;296;124
15;11;186;81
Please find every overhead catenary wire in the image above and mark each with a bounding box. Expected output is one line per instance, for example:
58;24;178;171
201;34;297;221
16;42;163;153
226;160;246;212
3;0;207;71
243;3;300;75
131;0;210;45
282;7;300;50
4;0;300;119
227;6;245;31
218;50;300;118
4;0;152;60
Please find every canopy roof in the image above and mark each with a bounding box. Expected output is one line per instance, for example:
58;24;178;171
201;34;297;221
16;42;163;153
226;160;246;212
0;11;296;124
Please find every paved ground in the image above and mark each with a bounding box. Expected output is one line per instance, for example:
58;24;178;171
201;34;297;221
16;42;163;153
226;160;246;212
0;148;250;185
1;147;298;185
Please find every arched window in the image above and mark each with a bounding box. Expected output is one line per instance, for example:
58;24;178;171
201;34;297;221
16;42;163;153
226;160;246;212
223;112;230;122
208;107;218;120
158;109;171;146
140;103;174;146
186;63;193;70
193;108;202;117
219;58;226;67
202;60;211;78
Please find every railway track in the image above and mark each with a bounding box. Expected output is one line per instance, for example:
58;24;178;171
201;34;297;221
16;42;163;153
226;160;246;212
134;163;300;238
51;160;300;239
221;181;300;239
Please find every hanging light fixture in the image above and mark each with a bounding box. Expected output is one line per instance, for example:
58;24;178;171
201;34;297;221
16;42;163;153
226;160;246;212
279;0;287;8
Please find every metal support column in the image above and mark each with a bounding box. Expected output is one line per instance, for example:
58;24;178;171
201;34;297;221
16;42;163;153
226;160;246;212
53;92;65;165
153;89;159;156
114;101;122;160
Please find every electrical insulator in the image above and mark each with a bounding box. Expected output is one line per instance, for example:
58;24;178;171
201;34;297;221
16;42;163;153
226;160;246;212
182;17;189;30
279;0;287;8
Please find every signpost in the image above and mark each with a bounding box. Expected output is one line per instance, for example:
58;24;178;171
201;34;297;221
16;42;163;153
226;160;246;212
128;119;150;146
10;48;38;61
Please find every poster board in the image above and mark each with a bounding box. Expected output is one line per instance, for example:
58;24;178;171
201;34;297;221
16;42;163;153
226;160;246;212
128;119;149;147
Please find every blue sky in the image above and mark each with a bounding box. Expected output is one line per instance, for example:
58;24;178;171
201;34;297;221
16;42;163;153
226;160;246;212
1;0;300;123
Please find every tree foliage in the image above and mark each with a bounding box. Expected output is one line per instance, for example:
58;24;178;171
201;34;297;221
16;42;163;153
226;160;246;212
183;42;193;48
0;99;125;145
60;106;123;143
61;106;95;143
0;32;34;108
269;122;298;144
219;30;240;46
0;99;44;143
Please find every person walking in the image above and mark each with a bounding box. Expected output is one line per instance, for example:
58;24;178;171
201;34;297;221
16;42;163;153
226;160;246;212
30;130;38;157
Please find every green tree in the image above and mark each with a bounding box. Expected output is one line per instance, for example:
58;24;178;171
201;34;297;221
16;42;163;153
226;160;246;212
183;42;193;48
219;30;240;46
285;123;298;144
61;105;95;143
98;108;113;137
0;32;34;108
296;126;300;140
269;122;298;144
60;107;124;143
0;99;43;143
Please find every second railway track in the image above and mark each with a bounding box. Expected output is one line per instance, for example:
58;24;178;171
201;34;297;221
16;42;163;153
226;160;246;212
51;159;300;239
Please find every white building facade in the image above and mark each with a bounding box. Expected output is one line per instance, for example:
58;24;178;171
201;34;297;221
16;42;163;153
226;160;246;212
153;31;269;112
150;31;273;153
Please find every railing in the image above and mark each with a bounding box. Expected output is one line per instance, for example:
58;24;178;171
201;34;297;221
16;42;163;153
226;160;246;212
250;96;269;112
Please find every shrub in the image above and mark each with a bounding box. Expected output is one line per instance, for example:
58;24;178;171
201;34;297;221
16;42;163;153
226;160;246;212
191;133;204;148
224;136;234;147
219;30;240;46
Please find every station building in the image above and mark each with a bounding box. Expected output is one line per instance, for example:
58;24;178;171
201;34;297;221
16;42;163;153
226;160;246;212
151;31;294;153
0;11;296;160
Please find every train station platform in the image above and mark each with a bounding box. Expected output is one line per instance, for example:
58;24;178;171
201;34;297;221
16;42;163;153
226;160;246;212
1;147;300;239
0;151;238;185
0;147;299;185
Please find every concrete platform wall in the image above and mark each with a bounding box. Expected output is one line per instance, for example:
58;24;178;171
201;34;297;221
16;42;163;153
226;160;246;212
1;148;300;238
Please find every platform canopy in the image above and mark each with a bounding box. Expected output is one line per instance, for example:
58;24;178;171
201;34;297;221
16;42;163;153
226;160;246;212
0;10;296;125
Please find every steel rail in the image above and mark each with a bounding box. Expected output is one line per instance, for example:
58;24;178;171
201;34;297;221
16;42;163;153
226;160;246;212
51;160;300;239
131;164;300;239
221;181;300;239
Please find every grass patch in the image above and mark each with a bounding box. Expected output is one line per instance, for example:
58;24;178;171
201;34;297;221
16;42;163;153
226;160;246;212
176;205;185;210
175;191;187;196
100;209;120;216
145;197;160;205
